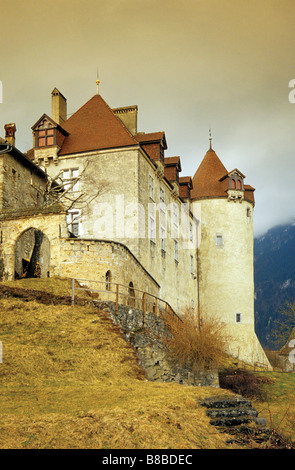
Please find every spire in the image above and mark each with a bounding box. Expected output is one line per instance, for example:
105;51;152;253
209;127;213;150
96;69;100;95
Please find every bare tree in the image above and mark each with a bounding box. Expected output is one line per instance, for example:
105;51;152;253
26;229;44;278
22;161;109;277
41;161;108;212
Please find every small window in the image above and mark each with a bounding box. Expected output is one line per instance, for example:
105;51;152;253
235;313;242;323
173;203;179;227
67;210;80;237
237;180;242;190
174;239;179;262
160;227;166;253
128;281;135;307
36;128;55;147
62;168;79;192
160;188;165;207
149;215;156;242
149;175;154;200
215;234;223;247
105;271;111;291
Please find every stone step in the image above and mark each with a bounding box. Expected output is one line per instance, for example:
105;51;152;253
209;416;255;427
200;395;294;448
200;395;252;409
206;406;258;419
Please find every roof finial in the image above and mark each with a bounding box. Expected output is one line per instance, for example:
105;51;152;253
96;69;100;95
209;127;212;150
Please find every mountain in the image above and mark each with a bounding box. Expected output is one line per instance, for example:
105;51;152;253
254;221;295;349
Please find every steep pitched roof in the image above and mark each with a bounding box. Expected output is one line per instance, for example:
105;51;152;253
59;94;138;156
191;148;229;200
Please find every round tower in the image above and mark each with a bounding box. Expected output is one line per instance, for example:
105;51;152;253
191;143;271;368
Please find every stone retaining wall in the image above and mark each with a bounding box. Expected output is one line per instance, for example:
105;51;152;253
96;300;219;388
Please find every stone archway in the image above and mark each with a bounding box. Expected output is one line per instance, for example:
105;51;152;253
14;228;50;279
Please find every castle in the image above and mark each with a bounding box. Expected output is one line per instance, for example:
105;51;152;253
0;85;271;368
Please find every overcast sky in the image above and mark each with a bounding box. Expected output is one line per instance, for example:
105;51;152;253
1;0;295;236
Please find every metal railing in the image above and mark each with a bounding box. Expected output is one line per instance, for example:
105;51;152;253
71;278;182;325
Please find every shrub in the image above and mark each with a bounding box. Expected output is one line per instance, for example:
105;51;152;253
218;367;273;400
164;309;230;372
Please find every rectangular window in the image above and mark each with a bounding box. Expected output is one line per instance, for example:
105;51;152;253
67;210;80;237
215;233;223;247
149;215;156;242
160;226;166;253
174;239;179;263
235;313;242;323
173;203;179;227
160;187;165;207
247;207;251;224
62;168;79;192
37;128;55;147
172;203;179;238
149;175;154;200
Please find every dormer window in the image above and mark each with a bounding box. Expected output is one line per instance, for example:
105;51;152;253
32;113;69;153
227;171;245;191
36;128;55;147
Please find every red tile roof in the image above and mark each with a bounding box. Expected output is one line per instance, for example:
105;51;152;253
164;156;182;172
191;148;255;204
191;148;228;200
136;131;166;143
244;184;255;204
59;94;138;156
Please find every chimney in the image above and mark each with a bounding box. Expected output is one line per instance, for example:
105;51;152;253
4;123;16;146
51;88;67;125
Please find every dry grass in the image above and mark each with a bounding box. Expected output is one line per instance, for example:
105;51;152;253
253;372;295;444
0;279;238;449
0;276;74;297
165;309;230;372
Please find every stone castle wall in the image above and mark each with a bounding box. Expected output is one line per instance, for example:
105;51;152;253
42;147;198;315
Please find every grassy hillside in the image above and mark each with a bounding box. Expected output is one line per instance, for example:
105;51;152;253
0;278;237;450
255;372;295;443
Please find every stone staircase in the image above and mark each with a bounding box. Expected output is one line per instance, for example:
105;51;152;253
200;395;263;427
200;395;294;448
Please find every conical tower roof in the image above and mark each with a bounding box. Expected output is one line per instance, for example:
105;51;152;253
191;147;229;200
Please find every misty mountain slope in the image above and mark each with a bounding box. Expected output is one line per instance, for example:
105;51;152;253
254;222;295;349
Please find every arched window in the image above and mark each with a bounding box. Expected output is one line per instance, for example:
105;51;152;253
105;271;111;291
128;282;135;307
230;179;236;189
237;180;242;190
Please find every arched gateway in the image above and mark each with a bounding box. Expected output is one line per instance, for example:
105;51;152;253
15;228;50;279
